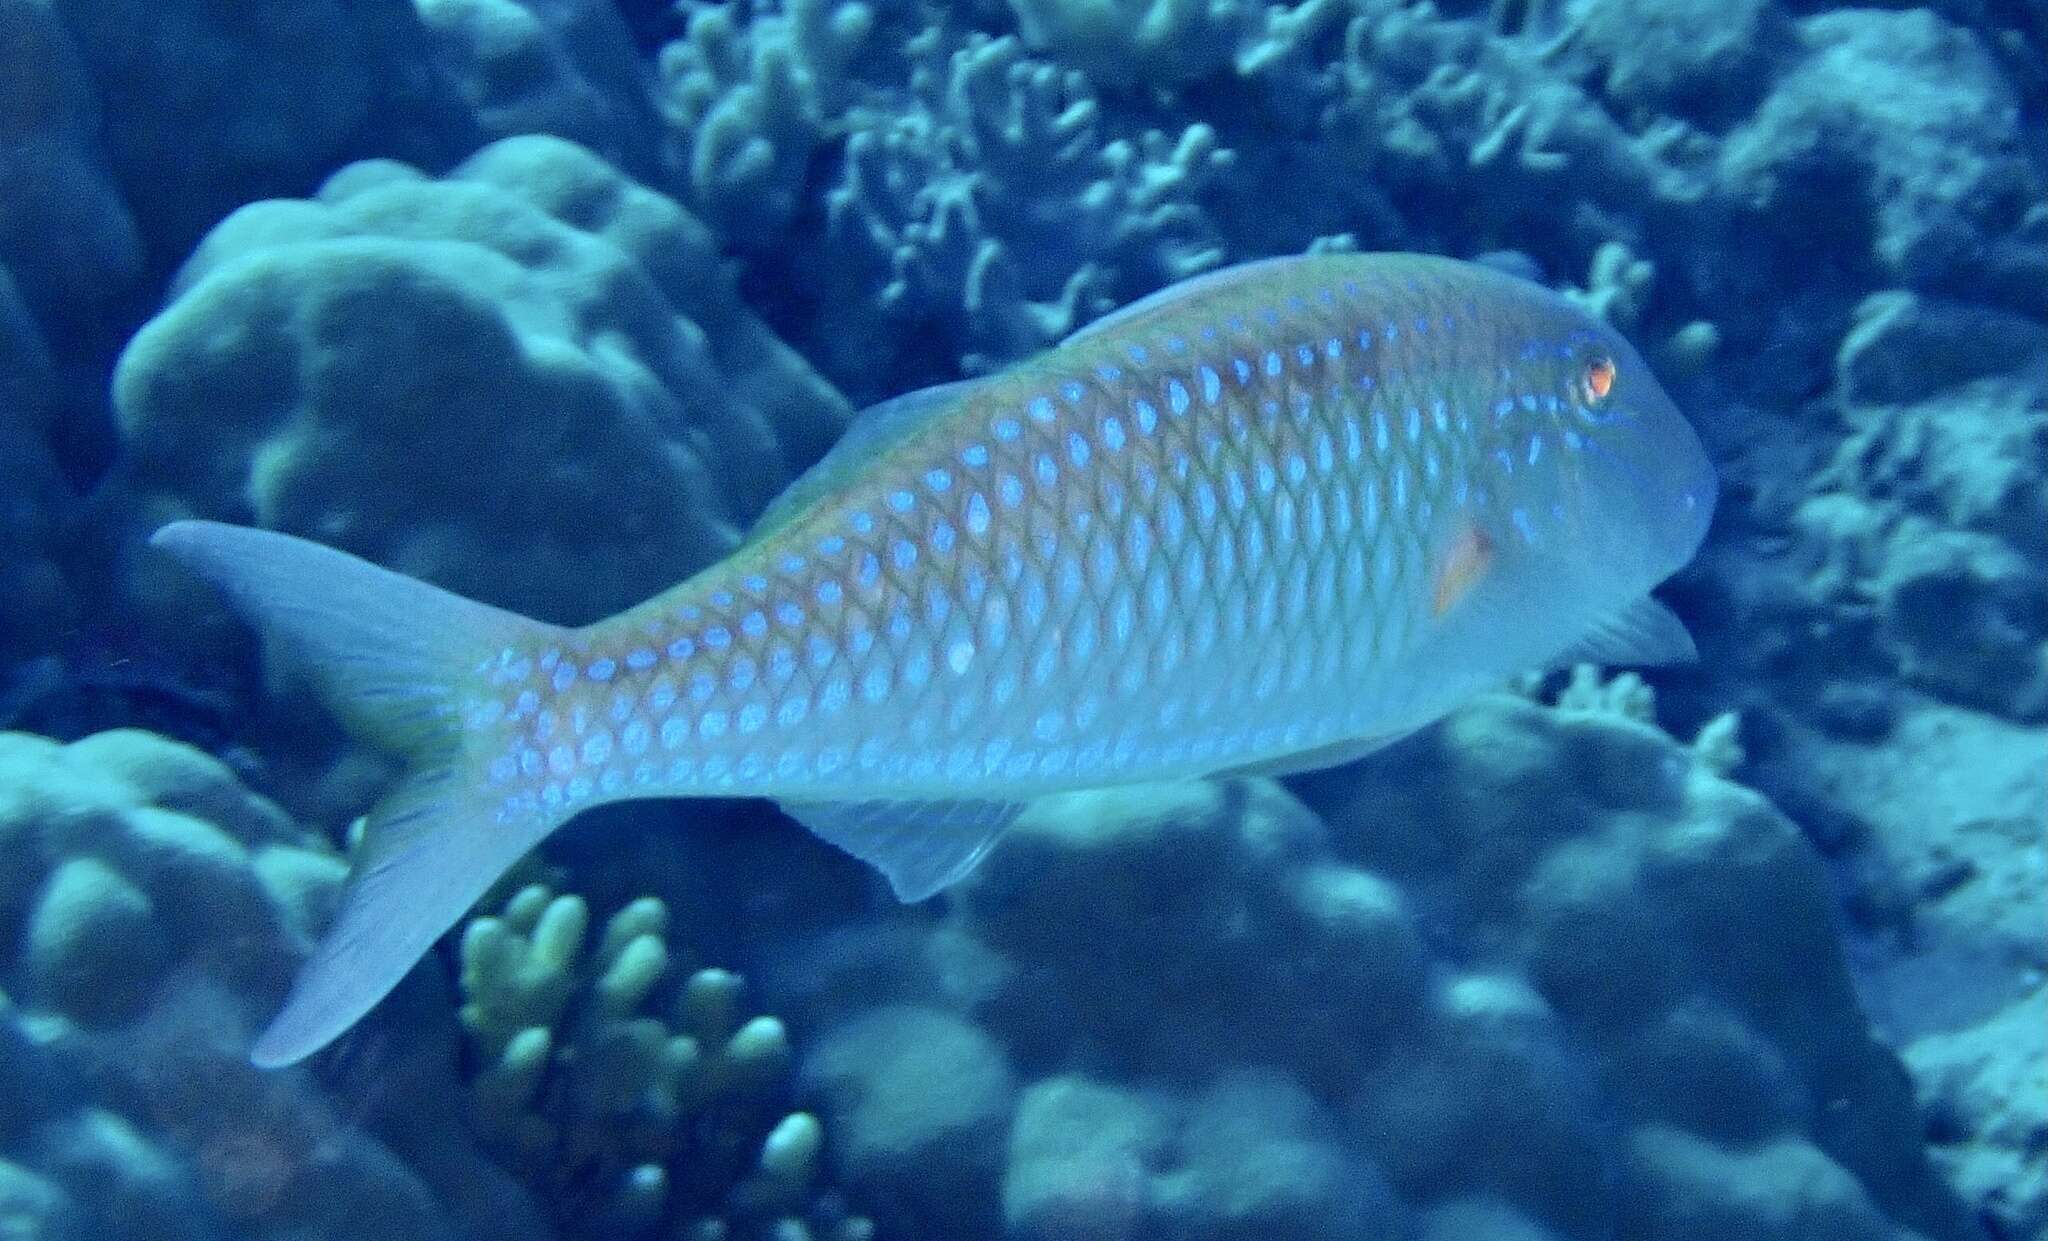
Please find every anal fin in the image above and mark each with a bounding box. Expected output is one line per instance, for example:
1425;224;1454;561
1218;728;1414;780
779;798;1023;901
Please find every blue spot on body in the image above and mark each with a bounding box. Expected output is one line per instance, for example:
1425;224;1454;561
741;612;768;639
962;444;990;468
1168;379;1190;415
729;658;757;692
1036;455;1058;487
1234;357;1252;385
1126;342;1150;364
1062;380;1086;404
1067;432;1090;467
776;601;804;627
817;579;843;606
857;553;881;588
627;648;657;671
553;664;577;692
1103;417;1126;452
1264;351;1283;377
1296;344;1315;367
1096;364;1122;382
1030;396;1056;424
932;520;957;554
849;510;875;535
995;417;1022;441
926;469;952;493
1000;474;1025;507
892;540;918;570
1200;366;1220;403
967;492;992;535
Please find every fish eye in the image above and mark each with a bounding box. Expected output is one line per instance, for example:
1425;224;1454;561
1579;355;1616;405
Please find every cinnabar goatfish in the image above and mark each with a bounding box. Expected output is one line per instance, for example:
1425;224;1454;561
155;252;1717;1066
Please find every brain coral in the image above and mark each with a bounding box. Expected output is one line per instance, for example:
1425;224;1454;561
110;134;851;630
769;686;1985;1240
0;729;548;1241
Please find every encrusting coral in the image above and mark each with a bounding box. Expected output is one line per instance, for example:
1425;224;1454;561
458;882;873;1241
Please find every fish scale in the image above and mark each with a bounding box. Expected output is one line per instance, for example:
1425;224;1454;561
153;250;1716;1066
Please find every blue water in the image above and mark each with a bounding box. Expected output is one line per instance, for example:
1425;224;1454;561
0;1;2041;1238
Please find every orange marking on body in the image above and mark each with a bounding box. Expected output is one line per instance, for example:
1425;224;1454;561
1582;356;1615;403
1432;525;1493;617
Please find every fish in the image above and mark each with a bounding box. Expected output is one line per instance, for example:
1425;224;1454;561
153;251;1717;1067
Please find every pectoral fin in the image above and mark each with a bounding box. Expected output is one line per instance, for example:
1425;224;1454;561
1553;596;1698;668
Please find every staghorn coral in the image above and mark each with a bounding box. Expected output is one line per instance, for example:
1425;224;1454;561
458;882;872;1241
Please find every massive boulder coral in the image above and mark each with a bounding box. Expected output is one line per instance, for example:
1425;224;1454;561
0;1;145;336
771;689;1985;1241
418;0;667;177
0;275;79;668
38;0;475;265
110;134;851;630
0;729;548;1241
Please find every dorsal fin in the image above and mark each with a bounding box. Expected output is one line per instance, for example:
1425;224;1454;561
747;378;984;546
1061;256;1305;348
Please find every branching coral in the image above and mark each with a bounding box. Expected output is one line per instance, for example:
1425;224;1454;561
812;33;1232;381
657;0;875;244
458;882;872;1241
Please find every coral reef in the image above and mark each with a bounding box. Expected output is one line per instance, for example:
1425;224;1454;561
0;729;549;1241
767;689;1986;1240
457;881;871;1240
0;0;2038;1233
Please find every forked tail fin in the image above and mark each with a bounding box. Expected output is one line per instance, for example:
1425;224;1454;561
152;521;571;1067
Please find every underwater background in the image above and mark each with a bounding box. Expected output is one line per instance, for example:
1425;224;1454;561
0;0;2042;1237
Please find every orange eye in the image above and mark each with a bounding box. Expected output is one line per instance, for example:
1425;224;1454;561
1581;356;1616;404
